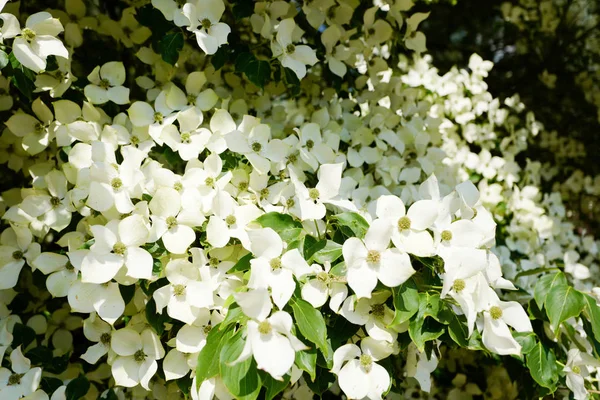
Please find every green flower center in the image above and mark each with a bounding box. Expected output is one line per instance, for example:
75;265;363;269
50;196;61;207
308;188;320;200
490;306;503;320
288;154;297;163
251;142;262;152
205;177;214;187
12;250;24;260
270;258;282;270
286;44;296;53
112;242;126;255
370;303;385;318
22;28;35;41
133;349;147;363
441;230;453;241
360;354;373;373
238;181;248;191
316;271;330;283
225;215;237;226
34;122;44;134
286;198;295;208
306;139;314;149
366;250;381;264
187;94;196;105
397;216;411;231
201;18;212;29
153;112;164;124
166;216;178;229
173;182;183;192
99;78;110;89
452;279;466;293
173;284;185;296
203;325;212;335
180;132;191;144
111;177;123;191
572;365;581;374
8;373;23;385
260;188;269;199
100;332;111;345
258;320;272;335
209;257;219;267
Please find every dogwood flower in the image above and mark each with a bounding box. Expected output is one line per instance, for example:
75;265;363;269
84;62;130;105
332;339;391;400
272;18;318;80
233;311;307;380
342;219;415;298
0;346;42;399
8;12;69;73
183;0;230;54
301;262;348;312
110;328;165;390
563;348;600;400
5;98;56;155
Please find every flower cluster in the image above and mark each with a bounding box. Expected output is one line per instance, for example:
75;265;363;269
0;0;598;400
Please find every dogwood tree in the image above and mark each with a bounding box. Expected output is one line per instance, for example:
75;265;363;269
0;0;598;399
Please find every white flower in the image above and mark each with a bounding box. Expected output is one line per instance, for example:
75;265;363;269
342;219;415;299
153;258;215;324
272;19;318;80
84;62;130;105
331;339;391;400
67;281;125;325
5;98;55;155
81;313;112;364
0;226;40;290
405;343;438;393
340;293;399;342
183;0;230;54
233;311;307;380
247;228;312;309
301;262;347;312
9;12;69;73
206;192;262;250
0;346;43;399
110;328;165;390
376;195;438;257
563;348;600;400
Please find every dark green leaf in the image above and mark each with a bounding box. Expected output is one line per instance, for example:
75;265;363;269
391;278;419;326
290;297;328;358
196;324;234;387
40;377;63;395
533;272;567;310
513;332;537;355
12;323;36;348
66;375;90;400
303;237;326;260
583;294;600;344
295;348;317;381
211;45;230;70
409;317;445;352
334;212;370;238
220;330;261;399
245;59;271;88
526;342;558;391
261;372;290;400
0;50;9;70
447;313;469;347
545;284;585;331
311;240;343;264
231;252;253;272
233;1;255;19
235;52;256;73
158;32;184;65
145;298;171;335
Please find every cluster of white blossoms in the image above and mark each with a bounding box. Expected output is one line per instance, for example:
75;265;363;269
0;0;598;399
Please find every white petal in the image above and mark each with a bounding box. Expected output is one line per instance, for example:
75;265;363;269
162;225;196;254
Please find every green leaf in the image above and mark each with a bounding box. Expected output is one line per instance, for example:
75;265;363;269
513;332;537;355
219;304;247;329
0;50;9;70
334;212;369;238
303;236;326;260
310;240;343;264
583;294;600;344
255;212;303;243
290;297;329;358
233;1;255;19
231;252;253;272
40;377;63;395
66;375;90;400
12;323;36;348
391;279;419;326
533;272;567;310
220;331;262;400
235;52;256;73
7;53;35;100
409;317;444;352
447;313;469;347
211;45;230;70
145;298;170;335
245;59;271;88
295;348;317;382
261;372;290;400
157;32;184;65
545;284;585;331
526;342;558;391
196;324;234;387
